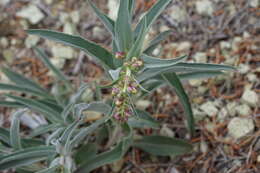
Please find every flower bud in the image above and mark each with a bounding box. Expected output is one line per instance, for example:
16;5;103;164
127;86;137;94
115;99;123;106
131;57;138;62
111;87;120;96
136;60;143;67
113;113;121;120
115;52;125;59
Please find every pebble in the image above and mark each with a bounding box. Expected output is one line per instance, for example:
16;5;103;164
49;58;65;70
0;37;9;48
169;6;186;23
200;101;218;117
0;0;10;6
250;0;259;8
70;11;80;23
176;41;191;52
160;124;175;137
194;52;207;63
63;22;76;35
238;64;250;74
193;108;207;122
218;107;228;120
257;155;260;163
25;35;40;48
200;141;208;153
93;26;107;40
232;37;242;51
220;41;231;50
189;79;203;87
195;0;214;16
241;89;259;107
16;5;44;24
84;111;103;122
226;102;238;116
51;45;75;59
227;117;255;139
246;73;257;82
136;100;151;110
235;104;252;116
3;49;14;63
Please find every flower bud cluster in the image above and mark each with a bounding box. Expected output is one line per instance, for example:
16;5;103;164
112;56;144;122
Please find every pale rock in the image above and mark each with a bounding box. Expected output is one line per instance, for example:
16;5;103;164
3;49;14;63
152;47;161;56
241;89;259;107
238;64;250;74
220;41;231;50
169;6;186;23
196;0;214;16
226;102;238;116
193;108;207;122
194;52;207;63
246;73;257;82
243;31;251;39
160;124;175;137
16;5;44;24
93;26;106;40
218;107;228;120
198;86;208;94
235;104;252;116
136;100;151;110
52;45;75;59
45;0;53;5
50;58;65;70
189;79;203;87
84;111;103;122
159;25;170;32
176;41;191;52
232;37;242;51
108;0;119;20
200;141;208;153
59;12;69;23
19;19;29;30
63;22;76;35
224;55;238;66
70;11;80;23
0;37;9;48
0;0;10;6
82;88;94;102
200;101;218;116
257;155;260;163
25;35;40;48
250;0;259;8
228;117;255;139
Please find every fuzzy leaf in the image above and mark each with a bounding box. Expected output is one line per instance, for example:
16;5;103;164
133;135;192;156
162;73;195;134
179;71;224;80
30;124;62;137
128;110;159;129
27;29;115;70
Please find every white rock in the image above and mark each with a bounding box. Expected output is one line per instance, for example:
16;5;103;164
243;31;251;39
257;155;260;163
238;64;250;74
196;0;214;16
241;89;259;107
193;108;207;122
136;100;151;110
0;37;9;48
228;117;255;139
200;141;208;153
25;35;40;48
93;26;106;40
169;6;186;23
160;124;175;137
218;107;228;120
226;102;238;116
70;11;80;23
52;45;75;59
220;41;231;50
16;5;44;24
63;22;76;35
189;79;203;87
232;37;242;51
108;0;119;20
194;52;207;63
50;58;65;70
250;0;259;8
247;73;257;82
176;41;191;52
200;101;218;117
235;104;252;116
0;0;10;6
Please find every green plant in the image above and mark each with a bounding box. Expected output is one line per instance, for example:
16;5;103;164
0;0;235;172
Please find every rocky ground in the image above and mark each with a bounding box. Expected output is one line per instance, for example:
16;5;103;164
0;0;259;173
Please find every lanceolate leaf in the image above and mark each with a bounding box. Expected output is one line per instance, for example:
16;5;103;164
30;124;62;137
179;71;224;80
36;165;60;173
135;0;171;35
27;29;115;70
0;127;10;145
88;0;115;36
129;0;135;18
1;67;47;93
10;109;27;150
141;54;187;68
0;101;23;108
34;47;69;83
144;30;172;55
115;0;133;52
173;62;236;71
128;110;159;129
6;95;62;123
0;83;51;98
133;135;192;156
162;73;195;134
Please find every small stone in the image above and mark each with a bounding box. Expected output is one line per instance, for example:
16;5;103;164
44;0;53;5
228;117;255;139
257;155;260;163
63;22;76;35
232;37;242;51
238;64;250;74
189;79;203;87
169;6;186;23
82;88;94;102
52;45;75;59
250;0;259;8
241;89;259;107
136;100;151;110
226;102;238;116
50;58;65;70
220;41;231;50
3;49;14;63
92;26;107;40
196;0;214;16
243;31;251;39
25;35;40;48
218;107;228;120
200;141;208;153
200;101;218;117
70;11;80;23
160;124;175;137
16;5;44;24
194;52;207;63
235;104;252;116
0;37;9;48
198;86;208;94
176;41;191;52
247;73;257;82
193;108;207;122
